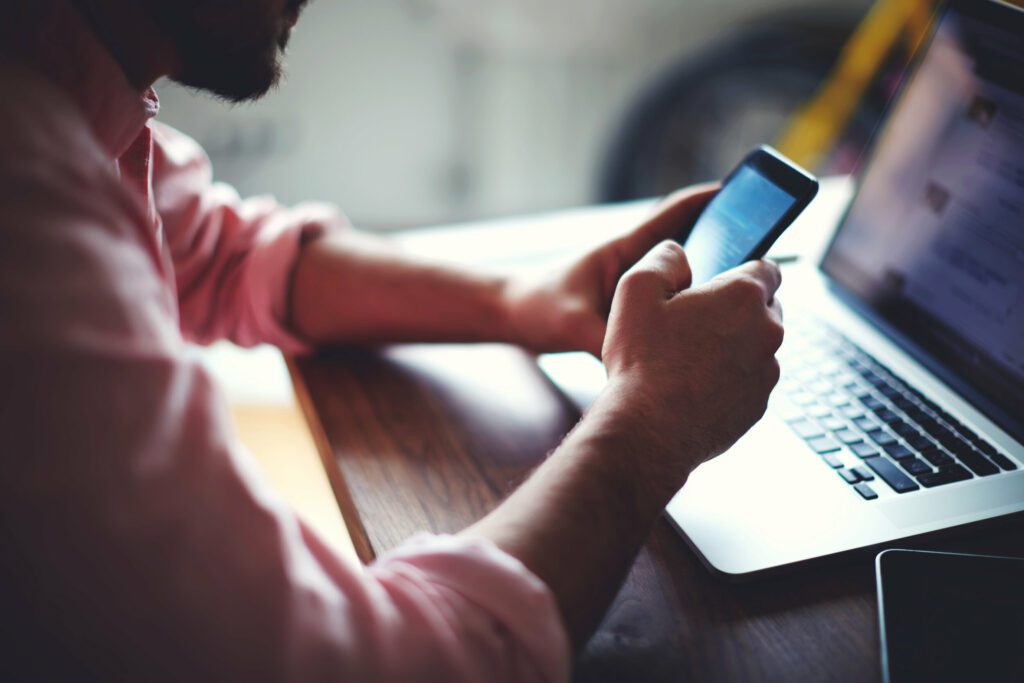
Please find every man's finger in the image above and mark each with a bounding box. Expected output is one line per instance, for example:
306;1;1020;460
576;314;607;359
727;259;782;303
768;297;784;324
613;183;719;267
619;240;693;300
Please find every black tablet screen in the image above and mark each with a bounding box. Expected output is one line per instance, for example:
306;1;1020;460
877;550;1024;683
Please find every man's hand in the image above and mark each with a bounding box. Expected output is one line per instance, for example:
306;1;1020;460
502;184;719;357
466;238;784;651
601;241;784;498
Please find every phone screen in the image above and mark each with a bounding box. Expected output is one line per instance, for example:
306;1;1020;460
683;165;798;285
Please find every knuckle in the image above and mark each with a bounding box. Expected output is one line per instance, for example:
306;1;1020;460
620;268;662;295
730;276;765;306
766;319;785;350
660;239;685;257
655;240;687;271
751;258;780;283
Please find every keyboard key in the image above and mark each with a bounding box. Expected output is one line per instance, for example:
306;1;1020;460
853;416;879;432
951;446;999;477
825;393;850;407
865;458;920;493
933;428;961;451
838;469;860;484
917;465;973;488
906;433;934;451
867;429;897;447
879;386;901;399
805;403;833;419
905;407;927;423
883;444;914;460
956;424;977;441
986;451;1018;472
808;436;841;454
920;447;955;468
970;438;1017;471
850;387;872;402
788;419;824;440
853;483;878;500
901;458;932;476
839;405;864;419
820;416;847;431
851;466;875;482
850;442;880;459
865;375;888;388
890;420;916;436
892;396;915;411
835;428;863;444
861;396;885;411
821;452;844;469
876;408;900;423
820;363;843;377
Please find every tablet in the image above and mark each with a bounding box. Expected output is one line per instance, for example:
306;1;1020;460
876;549;1024;683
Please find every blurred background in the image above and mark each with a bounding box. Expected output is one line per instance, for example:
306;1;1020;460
156;0;923;231
165;0;942;539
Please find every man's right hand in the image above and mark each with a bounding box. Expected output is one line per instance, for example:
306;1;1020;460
600;240;784;498
463;209;785;654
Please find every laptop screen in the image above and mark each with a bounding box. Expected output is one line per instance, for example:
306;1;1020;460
822;0;1024;440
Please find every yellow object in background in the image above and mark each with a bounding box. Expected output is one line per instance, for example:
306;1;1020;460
775;0;937;170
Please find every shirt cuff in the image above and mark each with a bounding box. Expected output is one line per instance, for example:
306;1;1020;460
376;533;571;683
242;202;348;354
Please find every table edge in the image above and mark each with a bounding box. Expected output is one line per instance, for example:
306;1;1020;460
285;354;377;564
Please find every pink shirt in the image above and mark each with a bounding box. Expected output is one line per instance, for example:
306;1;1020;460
0;2;569;680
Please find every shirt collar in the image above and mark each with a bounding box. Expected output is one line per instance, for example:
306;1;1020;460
5;0;160;160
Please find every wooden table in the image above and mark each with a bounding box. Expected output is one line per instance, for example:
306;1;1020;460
290;182;1024;681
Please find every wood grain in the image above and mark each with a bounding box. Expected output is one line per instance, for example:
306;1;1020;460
292;342;1024;682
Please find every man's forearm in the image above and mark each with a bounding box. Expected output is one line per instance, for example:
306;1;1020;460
463;385;690;652
289;229;516;346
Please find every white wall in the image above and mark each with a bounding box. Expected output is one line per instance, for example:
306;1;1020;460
155;0;857;229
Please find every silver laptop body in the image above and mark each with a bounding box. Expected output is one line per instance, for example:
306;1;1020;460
665;0;1024;577
536;0;1024;577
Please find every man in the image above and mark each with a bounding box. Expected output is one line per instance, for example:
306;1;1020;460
0;0;783;680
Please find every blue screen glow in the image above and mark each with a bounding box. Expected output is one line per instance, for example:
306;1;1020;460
683;166;795;285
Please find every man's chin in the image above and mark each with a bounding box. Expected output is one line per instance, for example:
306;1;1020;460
173;51;282;103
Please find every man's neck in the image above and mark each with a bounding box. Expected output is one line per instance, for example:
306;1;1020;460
73;0;179;90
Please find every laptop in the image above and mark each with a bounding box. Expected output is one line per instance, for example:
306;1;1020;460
544;0;1024;577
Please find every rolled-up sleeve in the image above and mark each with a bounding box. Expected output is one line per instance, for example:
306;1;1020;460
150;122;343;353
0;104;569;681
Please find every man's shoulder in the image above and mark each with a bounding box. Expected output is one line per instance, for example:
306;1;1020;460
0;59;144;226
0;59;154;284
0;59;109;175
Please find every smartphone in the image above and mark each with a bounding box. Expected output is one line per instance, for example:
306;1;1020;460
679;145;818;285
876;549;1024;683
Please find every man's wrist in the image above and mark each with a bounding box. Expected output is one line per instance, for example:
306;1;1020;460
489;274;520;348
579;384;699;511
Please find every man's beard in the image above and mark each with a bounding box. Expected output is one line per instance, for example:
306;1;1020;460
154;3;292;103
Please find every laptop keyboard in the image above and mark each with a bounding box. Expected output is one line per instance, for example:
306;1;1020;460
772;316;1017;500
